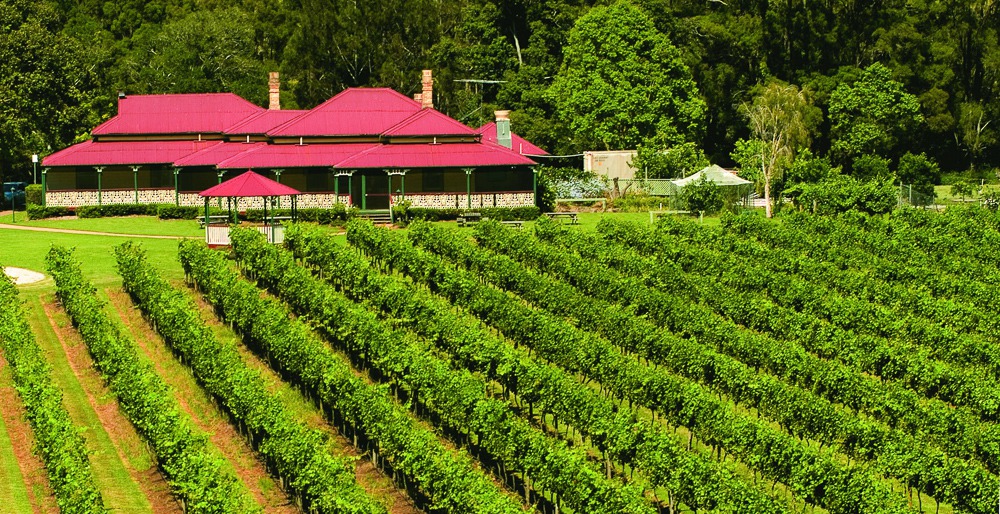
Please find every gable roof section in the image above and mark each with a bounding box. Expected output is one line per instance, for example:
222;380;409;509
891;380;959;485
382;109;479;137
224;110;307;135
478;122;549;155
173;142;265;167
92;93;264;136
42;140;221;167
336;143;536;169
200;170;301;197
216;143;379;169
268;88;421;137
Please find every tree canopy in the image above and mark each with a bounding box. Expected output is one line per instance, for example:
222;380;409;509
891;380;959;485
1;0;999;183
549;0;705;150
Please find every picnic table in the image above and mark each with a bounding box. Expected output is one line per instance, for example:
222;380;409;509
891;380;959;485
457;212;483;227
544;212;579;225
197;214;230;227
500;220;524;229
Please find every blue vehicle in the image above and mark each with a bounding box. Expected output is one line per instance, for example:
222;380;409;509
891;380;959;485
3;182;26;208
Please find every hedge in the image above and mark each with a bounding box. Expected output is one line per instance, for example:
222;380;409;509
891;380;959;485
403;206;540;222
26;205;73;219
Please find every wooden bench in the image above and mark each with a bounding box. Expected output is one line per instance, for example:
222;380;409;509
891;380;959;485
500;220;524;229
197;215;230;228
544;212;579;225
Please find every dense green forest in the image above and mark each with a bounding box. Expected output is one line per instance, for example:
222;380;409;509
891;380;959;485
2;0;998;186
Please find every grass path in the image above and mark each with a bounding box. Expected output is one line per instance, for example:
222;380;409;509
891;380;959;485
27;294;176;514
184;283;420;514
104;287;298;513
0;354;55;514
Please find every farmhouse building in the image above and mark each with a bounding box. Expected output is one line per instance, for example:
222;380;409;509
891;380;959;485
41;71;544;210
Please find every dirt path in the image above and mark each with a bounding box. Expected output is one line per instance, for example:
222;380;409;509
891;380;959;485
105;287;297;513
0;223;187;240
37;296;180;514
185;284;421;514
0;354;57;514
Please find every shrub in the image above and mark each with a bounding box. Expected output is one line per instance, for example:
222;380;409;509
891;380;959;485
25;184;44;206
76;204;159;218
401;206;540;222
156;205;201;219
243;204;358;224
680;174;725;215
26;205;72;219
791;175;897;215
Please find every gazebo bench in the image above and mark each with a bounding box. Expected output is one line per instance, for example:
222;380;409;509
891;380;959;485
197;215;230;228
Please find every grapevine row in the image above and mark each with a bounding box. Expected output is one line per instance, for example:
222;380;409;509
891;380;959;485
346;220;916;514
46;246;259;513
697;214;1000;372
536;218;1000;470
173;238;529;514
590;217;1000;422
113;242;387;514
282;224;786;514
753;211;1000;338
224;227;651;514
0;274;106;513
427;220;998;513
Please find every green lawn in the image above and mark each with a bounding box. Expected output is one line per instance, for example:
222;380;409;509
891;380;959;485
5;215;204;238
0;365;33;514
25;295;154;513
1;232;186;290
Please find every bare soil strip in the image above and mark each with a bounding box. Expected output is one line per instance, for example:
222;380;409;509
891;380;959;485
37;296;180;514
0;354;57;514
105;287;298;513
185;284;421;514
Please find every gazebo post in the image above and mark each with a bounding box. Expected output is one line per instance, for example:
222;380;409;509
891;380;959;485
203;197;209;228
217;170;225;208
273;169;283;209
41;168;48;206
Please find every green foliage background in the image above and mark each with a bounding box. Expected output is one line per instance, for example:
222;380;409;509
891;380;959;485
2;0;999;182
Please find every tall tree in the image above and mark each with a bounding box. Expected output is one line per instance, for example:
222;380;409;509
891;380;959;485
119;9;267;103
828;62;923;165
0;0;99;180
549;0;705;151
737;81;812;218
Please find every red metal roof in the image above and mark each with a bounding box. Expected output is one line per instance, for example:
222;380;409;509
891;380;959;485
336;143;537;169
224;110;307;135
42;140;220;167
173;142;264;167
216;143;378;169
92;93;263;135
478;122;549;155
268;88;421;136
382;109;479;137
200;170;301;197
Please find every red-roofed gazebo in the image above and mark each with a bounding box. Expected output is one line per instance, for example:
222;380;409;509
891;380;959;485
199;170;300;245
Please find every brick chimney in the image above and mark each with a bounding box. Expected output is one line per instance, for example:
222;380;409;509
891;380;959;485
494;110;512;149
268;72;280;110
421;69;433;109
